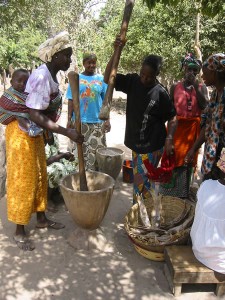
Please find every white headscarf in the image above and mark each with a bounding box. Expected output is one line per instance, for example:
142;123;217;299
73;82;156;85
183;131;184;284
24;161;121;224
38;31;71;63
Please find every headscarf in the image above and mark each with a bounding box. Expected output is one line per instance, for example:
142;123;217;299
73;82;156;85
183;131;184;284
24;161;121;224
180;53;202;70
217;148;225;174
203;53;225;72
38;31;71;63
83;52;97;62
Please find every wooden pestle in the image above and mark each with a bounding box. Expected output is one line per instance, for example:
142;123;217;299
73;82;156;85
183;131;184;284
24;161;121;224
98;0;135;121
68;71;88;191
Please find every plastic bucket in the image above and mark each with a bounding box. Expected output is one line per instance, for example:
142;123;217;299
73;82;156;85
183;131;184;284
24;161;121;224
122;159;134;183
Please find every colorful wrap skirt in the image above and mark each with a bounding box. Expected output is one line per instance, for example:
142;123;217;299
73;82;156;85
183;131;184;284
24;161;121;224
5;120;47;225
69;122;106;171
132;149;163;203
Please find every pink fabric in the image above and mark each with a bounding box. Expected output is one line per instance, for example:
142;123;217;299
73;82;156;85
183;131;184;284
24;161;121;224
174;82;201;118
25;64;59;110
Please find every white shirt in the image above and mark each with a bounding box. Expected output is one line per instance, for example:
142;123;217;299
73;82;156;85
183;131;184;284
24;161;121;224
25;64;59;110
191;179;225;274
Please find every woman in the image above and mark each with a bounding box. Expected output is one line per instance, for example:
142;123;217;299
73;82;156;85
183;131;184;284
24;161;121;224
185;53;225;181
104;35;177;202
5;31;83;251
160;53;208;198
190;147;225;274
66;53;111;170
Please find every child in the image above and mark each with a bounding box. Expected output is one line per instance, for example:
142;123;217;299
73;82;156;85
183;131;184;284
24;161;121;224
0;68;43;136
66;53;110;171
10;69;43;136
104;35;177;202
44;131;77;206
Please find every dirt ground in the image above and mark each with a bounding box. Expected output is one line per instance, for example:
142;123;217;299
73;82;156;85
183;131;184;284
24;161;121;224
0;95;220;300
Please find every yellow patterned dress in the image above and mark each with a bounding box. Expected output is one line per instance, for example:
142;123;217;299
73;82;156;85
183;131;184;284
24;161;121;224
5;120;47;225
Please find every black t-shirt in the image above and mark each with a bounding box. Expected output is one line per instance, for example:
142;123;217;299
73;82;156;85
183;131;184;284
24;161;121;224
115;73;176;153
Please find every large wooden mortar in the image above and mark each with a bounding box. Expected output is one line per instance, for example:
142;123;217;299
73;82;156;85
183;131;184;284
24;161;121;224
60;171;115;230
96;147;124;180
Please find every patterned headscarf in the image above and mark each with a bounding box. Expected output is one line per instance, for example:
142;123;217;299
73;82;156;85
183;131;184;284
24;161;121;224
38;31;71;63
180;53;202;70
203;53;225;72
83;52;97;62
217;148;225;174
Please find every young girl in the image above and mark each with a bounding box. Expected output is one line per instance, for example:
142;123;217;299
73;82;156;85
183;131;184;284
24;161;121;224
66;53;111;170
104;35;177;202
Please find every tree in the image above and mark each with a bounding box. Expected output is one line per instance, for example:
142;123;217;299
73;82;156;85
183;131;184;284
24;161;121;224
0;26;44;69
91;0;224;84
0;0;100;69
0;0;224;75
143;0;224;16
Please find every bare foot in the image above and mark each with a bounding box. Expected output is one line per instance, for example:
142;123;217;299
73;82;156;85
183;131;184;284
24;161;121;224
36;219;65;230
36;212;65;230
13;235;35;251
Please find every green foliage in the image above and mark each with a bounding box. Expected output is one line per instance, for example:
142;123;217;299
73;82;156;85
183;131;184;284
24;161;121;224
143;0;224;16
91;0;225;85
0;0;224;81
0;26;45;69
0;0;97;69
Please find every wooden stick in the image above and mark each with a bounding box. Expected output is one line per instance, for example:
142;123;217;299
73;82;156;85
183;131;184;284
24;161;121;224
68;71;88;191
99;0;135;120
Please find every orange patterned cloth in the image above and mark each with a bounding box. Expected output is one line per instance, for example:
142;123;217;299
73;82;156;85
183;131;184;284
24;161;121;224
174;116;201;167
5;120;47;225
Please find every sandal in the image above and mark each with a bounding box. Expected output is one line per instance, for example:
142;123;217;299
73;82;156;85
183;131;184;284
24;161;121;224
13;235;35;251
36;220;65;230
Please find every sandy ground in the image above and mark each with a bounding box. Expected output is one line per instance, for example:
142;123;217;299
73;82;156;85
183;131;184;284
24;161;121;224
0;97;219;300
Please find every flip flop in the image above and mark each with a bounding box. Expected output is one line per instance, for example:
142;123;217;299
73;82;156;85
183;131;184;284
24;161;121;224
13;235;35;251
36;220;65;230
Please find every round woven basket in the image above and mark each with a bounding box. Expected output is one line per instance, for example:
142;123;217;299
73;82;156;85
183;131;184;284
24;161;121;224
124;196;195;259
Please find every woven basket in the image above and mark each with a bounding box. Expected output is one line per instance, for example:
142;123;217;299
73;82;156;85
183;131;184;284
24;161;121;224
125;196;195;255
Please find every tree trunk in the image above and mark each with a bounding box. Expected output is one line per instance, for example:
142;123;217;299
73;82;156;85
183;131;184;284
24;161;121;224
3;69;6;91
194;11;203;81
194;12;202;61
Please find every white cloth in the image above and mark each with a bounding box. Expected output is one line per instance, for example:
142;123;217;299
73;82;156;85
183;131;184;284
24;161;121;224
191;179;225;274
25;64;59;110
38;31;71;63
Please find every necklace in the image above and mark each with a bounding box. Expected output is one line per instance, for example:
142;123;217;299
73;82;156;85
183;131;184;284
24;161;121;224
183;83;193;111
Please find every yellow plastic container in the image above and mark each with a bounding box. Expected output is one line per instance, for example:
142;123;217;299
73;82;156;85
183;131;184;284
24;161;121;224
134;244;165;261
